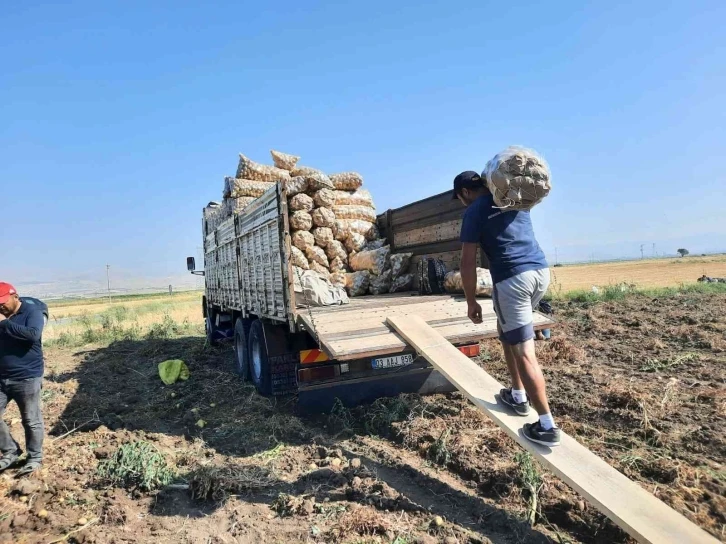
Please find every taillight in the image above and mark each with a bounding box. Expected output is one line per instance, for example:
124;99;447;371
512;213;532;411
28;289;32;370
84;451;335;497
458;344;480;357
298;365;339;382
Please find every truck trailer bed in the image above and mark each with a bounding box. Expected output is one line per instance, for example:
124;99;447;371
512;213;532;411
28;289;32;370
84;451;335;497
298;292;554;361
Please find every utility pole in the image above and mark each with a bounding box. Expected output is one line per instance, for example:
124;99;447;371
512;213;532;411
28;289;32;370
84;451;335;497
106;265;111;304
640;244;644;259
652;243;656;258
555;247;558;266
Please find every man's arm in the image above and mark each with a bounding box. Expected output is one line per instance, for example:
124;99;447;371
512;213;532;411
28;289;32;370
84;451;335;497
0;308;44;342
460;243;482;323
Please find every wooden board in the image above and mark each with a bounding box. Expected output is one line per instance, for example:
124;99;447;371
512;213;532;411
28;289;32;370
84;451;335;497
386;315;718;544
297;296;553;361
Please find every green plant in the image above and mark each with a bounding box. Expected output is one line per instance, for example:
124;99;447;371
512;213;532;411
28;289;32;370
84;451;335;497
639;353;699;373
362;395;421;437
328;398;355;432
146;314;179;339
515;451;543;526
427;429;452;466
96;441;176;491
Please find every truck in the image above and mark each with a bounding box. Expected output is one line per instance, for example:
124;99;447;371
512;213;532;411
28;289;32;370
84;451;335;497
187;183;552;411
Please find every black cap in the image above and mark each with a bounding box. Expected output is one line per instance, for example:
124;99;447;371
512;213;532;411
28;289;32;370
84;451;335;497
452;171;484;200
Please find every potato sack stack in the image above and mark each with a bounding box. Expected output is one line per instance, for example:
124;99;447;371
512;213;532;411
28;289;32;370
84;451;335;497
204;149;414;297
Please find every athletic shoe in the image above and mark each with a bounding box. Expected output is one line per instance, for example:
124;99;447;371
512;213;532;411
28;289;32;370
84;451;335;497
499;388;531;416
523;421;561;446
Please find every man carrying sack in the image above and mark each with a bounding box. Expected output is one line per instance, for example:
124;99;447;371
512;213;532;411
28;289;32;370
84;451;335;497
0;282;47;475
453;171;559;447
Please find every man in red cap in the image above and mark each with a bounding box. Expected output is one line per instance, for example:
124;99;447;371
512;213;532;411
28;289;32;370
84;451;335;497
0;282;48;475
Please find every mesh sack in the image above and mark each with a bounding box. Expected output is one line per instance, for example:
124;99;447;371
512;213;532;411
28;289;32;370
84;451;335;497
305;245;329;268
329;257;347;273
290;211;313;231
390;273;414;293
292;230;315;251
307;172;334;191
291;246;310;270
330;172;364;191
325;240;347;262
291;165;323;177
331;272;347;288
312;227;334;248
313;188;336;208
443;268;494;296
369;270;392;295
345;271;371;297
290;193;314;212
483;146;551;210
335;219;379;241
332;205;377;223
332;189;374;208
223;196;256;215
364;238;386;251
228;179;275;198
310;261;330;279
312;207;336;228
236;154;291;182
349;246;390;276
283;176;309;197
344;232;367;253
270;149;300;171
390;252;413;279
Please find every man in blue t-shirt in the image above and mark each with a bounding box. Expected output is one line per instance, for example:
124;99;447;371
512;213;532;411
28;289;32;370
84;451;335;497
0;282;47;475
454;171;559;446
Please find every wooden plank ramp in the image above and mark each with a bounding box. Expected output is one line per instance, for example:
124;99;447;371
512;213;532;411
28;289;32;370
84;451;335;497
387;315;717;544
298;295;553;361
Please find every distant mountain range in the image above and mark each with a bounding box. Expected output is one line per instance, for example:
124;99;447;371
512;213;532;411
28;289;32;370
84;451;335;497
15;271;201;300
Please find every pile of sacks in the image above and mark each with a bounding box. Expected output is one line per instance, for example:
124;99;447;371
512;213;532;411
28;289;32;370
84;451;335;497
204;149;414;298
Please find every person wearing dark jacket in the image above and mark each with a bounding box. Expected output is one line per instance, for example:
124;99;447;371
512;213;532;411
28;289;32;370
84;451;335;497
0;282;47;475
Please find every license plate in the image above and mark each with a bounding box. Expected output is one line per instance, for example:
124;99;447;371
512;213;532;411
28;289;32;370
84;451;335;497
372;354;414;369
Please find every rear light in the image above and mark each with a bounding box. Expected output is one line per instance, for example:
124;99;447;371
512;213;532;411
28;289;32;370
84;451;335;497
298;365;340;382
458;344;480;357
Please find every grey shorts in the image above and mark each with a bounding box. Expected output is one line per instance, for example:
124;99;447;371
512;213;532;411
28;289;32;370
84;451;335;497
492;268;550;345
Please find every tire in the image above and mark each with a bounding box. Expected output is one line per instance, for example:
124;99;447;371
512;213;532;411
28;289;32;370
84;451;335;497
205;315;219;346
234;318;252;379
248;319;272;396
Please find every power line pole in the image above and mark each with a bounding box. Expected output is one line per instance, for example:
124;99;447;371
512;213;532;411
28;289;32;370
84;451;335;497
652;243;656;258
555;247;558;266
106;265;111;304
640;244;644;259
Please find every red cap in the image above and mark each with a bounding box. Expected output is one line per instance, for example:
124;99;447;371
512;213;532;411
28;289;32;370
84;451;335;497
0;283;17;304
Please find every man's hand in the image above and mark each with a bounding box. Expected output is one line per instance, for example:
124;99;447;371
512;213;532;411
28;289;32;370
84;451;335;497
468;301;482;324
0;313;6;322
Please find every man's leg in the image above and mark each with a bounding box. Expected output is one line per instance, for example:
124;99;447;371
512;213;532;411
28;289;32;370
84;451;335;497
13;378;44;466
494;271;559;445
509;339;552;416
0;381;22;470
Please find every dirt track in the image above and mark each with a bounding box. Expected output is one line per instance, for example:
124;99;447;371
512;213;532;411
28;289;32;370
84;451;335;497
1;289;724;543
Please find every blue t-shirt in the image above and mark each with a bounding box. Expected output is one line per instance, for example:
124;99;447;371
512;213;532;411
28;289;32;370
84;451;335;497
460;194;548;284
0;297;46;380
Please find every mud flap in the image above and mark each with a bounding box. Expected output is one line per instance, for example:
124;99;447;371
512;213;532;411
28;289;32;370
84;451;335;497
259;321;299;396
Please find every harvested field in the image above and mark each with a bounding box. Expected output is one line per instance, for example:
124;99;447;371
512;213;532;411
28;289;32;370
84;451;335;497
0;286;725;543
551;254;726;292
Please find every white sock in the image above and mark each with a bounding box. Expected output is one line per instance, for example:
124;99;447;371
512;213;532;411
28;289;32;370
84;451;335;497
539;413;556;430
511;389;527;404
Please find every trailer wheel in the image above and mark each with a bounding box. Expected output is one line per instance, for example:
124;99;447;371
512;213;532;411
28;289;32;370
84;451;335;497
234;318;252;380
248;319;272;396
205;315;219;346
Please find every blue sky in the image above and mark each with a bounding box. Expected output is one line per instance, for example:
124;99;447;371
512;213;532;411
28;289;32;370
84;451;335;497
2;1;724;285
